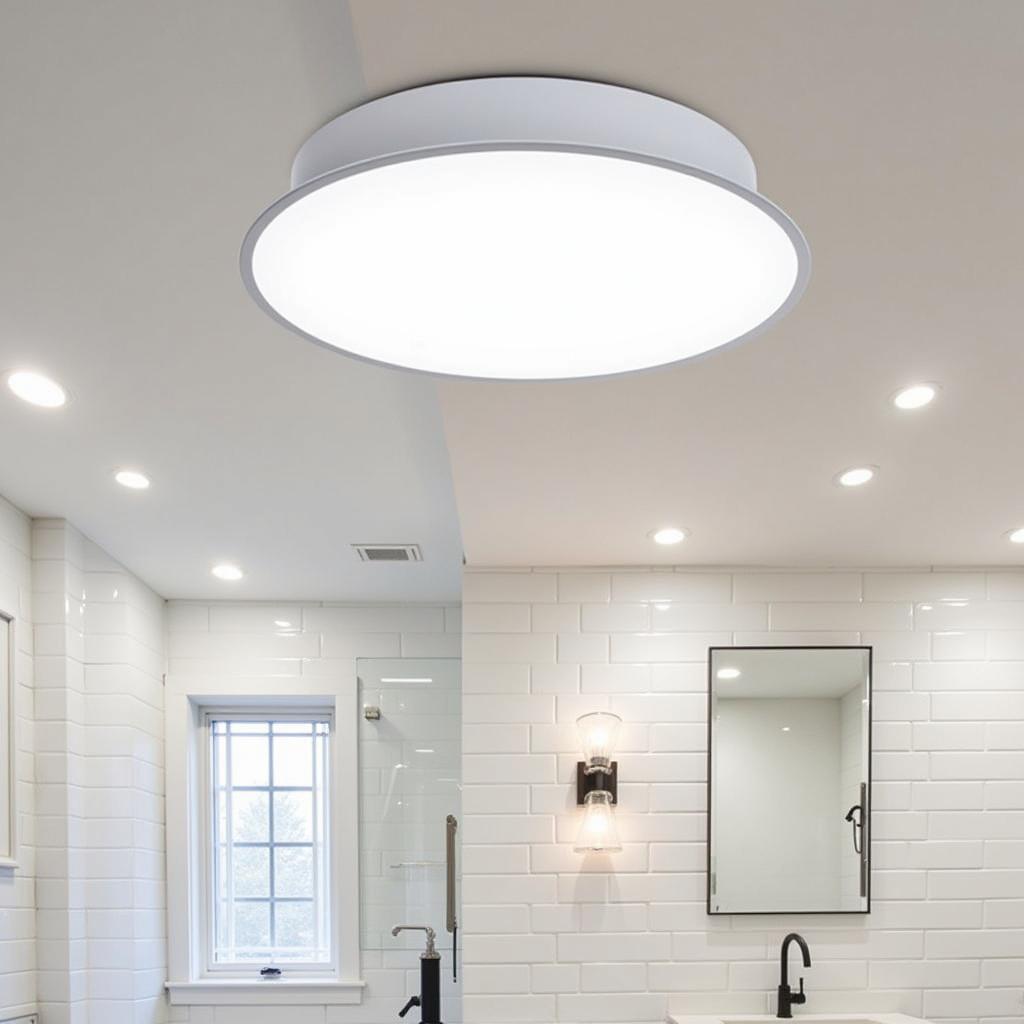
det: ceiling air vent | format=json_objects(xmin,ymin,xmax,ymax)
[{"xmin": 353, "ymin": 544, "xmax": 423, "ymax": 563}]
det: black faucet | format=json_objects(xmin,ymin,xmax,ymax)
[
  {"xmin": 393, "ymin": 925, "xmax": 442, "ymax": 1024},
  {"xmin": 777, "ymin": 932, "xmax": 811, "ymax": 1018}
]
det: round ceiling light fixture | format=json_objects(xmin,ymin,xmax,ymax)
[
  {"xmin": 6, "ymin": 370, "xmax": 67, "ymax": 408},
  {"xmin": 892, "ymin": 383, "xmax": 938, "ymax": 410},
  {"xmin": 835, "ymin": 466, "xmax": 877, "ymax": 488},
  {"xmin": 242, "ymin": 78, "xmax": 810, "ymax": 380},
  {"xmin": 650, "ymin": 527, "xmax": 688, "ymax": 546},
  {"xmin": 1007, "ymin": 527, "xmax": 1024, "ymax": 545},
  {"xmin": 211, "ymin": 563, "xmax": 244, "ymax": 582},
  {"xmin": 114, "ymin": 469, "xmax": 150, "ymax": 490}
]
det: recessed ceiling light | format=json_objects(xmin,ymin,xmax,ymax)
[
  {"xmin": 114, "ymin": 469, "xmax": 150, "ymax": 490},
  {"xmin": 242, "ymin": 77, "xmax": 809, "ymax": 380},
  {"xmin": 1008, "ymin": 527, "xmax": 1024, "ymax": 545},
  {"xmin": 716, "ymin": 667, "xmax": 741, "ymax": 680},
  {"xmin": 6, "ymin": 370, "xmax": 67, "ymax": 408},
  {"xmin": 892, "ymin": 383, "xmax": 938, "ymax": 410},
  {"xmin": 211, "ymin": 563, "xmax": 244, "ymax": 581},
  {"xmin": 651, "ymin": 527, "xmax": 688, "ymax": 545},
  {"xmin": 836, "ymin": 466, "xmax": 876, "ymax": 488}
]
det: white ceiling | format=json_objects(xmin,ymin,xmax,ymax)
[
  {"xmin": 0, "ymin": 2, "xmax": 463, "ymax": 600},
  {"xmin": 3, "ymin": 2, "xmax": 1024, "ymax": 599},
  {"xmin": 351, "ymin": 0, "xmax": 1024, "ymax": 569}
]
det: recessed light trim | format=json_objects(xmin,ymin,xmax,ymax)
[
  {"xmin": 242, "ymin": 77, "xmax": 809, "ymax": 381},
  {"xmin": 114, "ymin": 469, "xmax": 150, "ymax": 490},
  {"xmin": 651, "ymin": 527, "xmax": 688, "ymax": 546},
  {"xmin": 1008, "ymin": 527, "xmax": 1024, "ymax": 545},
  {"xmin": 892, "ymin": 383, "xmax": 938, "ymax": 410},
  {"xmin": 835, "ymin": 466, "xmax": 877, "ymax": 488},
  {"xmin": 6, "ymin": 370, "xmax": 67, "ymax": 408},
  {"xmin": 211, "ymin": 563, "xmax": 244, "ymax": 581}
]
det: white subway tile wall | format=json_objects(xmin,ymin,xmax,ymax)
[
  {"xmin": 32, "ymin": 519, "xmax": 166, "ymax": 1024},
  {"xmin": 0, "ymin": 498, "xmax": 34, "ymax": 1021},
  {"xmin": 462, "ymin": 568, "xmax": 1024, "ymax": 1024},
  {"xmin": 165, "ymin": 597, "xmax": 460, "ymax": 1024}
]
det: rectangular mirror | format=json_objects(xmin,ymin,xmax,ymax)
[{"xmin": 708, "ymin": 646, "xmax": 871, "ymax": 915}]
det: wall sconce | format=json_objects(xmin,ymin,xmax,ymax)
[{"xmin": 574, "ymin": 712, "xmax": 622, "ymax": 852}]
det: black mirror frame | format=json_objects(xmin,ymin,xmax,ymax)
[{"xmin": 706, "ymin": 645, "xmax": 873, "ymax": 916}]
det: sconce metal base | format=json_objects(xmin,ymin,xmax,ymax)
[{"xmin": 576, "ymin": 761, "xmax": 618, "ymax": 805}]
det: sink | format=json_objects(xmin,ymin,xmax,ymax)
[
  {"xmin": 728, "ymin": 1020, "xmax": 889, "ymax": 1024},
  {"xmin": 729, "ymin": 1015, "xmax": 888, "ymax": 1024},
  {"xmin": 669, "ymin": 1015, "xmax": 932, "ymax": 1024}
]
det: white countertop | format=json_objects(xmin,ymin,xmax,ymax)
[{"xmin": 669, "ymin": 1015, "xmax": 931, "ymax": 1024}]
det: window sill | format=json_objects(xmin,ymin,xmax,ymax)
[{"xmin": 165, "ymin": 978, "xmax": 366, "ymax": 1006}]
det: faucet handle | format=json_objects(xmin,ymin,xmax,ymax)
[
  {"xmin": 398, "ymin": 995, "xmax": 421, "ymax": 1018},
  {"xmin": 793, "ymin": 977, "xmax": 807, "ymax": 1004}
]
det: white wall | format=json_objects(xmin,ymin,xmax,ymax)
[
  {"xmin": 82, "ymin": 533, "xmax": 167, "ymax": 1024},
  {"xmin": 165, "ymin": 600, "xmax": 460, "ymax": 1024},
  {"xmin": 461, "ymin": 567, "xmax": 1024, "ymax": 1024},
  {"xmin": 0, "ymin": 497, "xmax": 35, "ymax": 1020},
  {"xmin": 32, "ymin": 519, "xmax": 167, "ymax": 1024}
]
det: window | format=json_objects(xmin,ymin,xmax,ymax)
[
  {"xmin": 165, "ymin": 686, "xmax": 361, "ymax": 1006},
  {"xmin": 207, "ymin": 714, "xmax": 332, "ymax": 969}
]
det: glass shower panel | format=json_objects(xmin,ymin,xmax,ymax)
[{"xmin": 358, "ymin": 658, "xmax": 460, "ymax": 976}]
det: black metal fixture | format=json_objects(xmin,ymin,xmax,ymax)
[
  {"xmin": 845, "ymin": 802, "xmax": 863, "ymax": 854},
  {"xmin": 777, "ymin": 932, "xmax": 812, "ymax": 1018},
  {"xmin": 393, "ymin": 925, "xmax": 443, "ymax": 1024},
  {"xmin": 576, "ymin": 759, "xmax": 618, "ymax": 804}
]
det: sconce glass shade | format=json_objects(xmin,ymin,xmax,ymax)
[
  {"xmin": 574, "ymin": 790, "xmax": 622, "ymax": 852},
  {"xmin": 576, "ymin": 711, "xmax": 622, "ymax": 771}
]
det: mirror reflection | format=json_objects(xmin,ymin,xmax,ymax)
[{"xmin": 708, "ymin": 646, "xmax": 871, "ymax": 915}]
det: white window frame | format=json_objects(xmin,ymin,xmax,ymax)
[
  {"xmin": 201, "ymin": 710, "xmax": 334, "ymax": 975},
  {"xmin": 165, "ymin": 678, "xmax": 363, "ymax": 1006}
]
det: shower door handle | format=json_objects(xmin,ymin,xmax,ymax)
[
  {"xmin": 446, "ymin": 814, "xmax": 458, "ymax": 983},
  {"xmin": 858, "ymin": 782, "xmax": 868, "ymax": 899},
  {"xmin": 445, "ymin": 814, "xmax": 458, "ymax": 932}
]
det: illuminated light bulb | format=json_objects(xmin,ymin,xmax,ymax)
[
  {"xmin": 576, "ymin": 711, "xmax": 622, "ymax": 771},
  {"xmin": 574, "ymin": 790, "xmax": 622, "ymax": 852}
]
